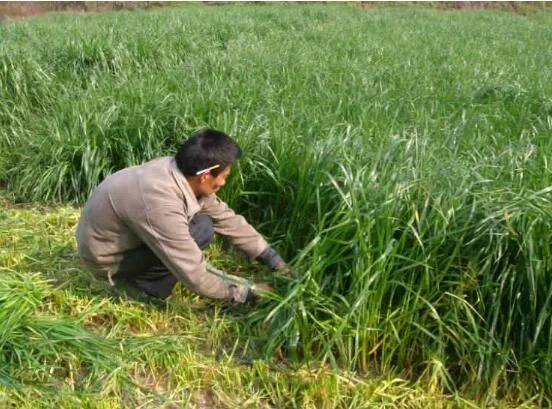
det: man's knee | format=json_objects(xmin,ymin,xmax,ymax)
[{"xmin": 190, "ymin": 214, "xmax": 214, "ymax": 250}]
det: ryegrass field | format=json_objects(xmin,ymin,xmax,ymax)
[{"xmin": 1, "ymin": 3, "xmax": 552, "ymax": 407}]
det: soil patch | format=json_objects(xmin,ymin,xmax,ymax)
[{"xmin": 0, "ymin": 1, "xmax": 166, "ymax": 22}]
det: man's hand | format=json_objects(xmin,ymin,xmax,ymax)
[
  {"xmin": 253, "ymin": 283, "xmax": 274, "ymax": 294},
  {"xmin": 252, "ymin": 282, "xmax": 274, "ymax": 298},
  {"xmin": 274, "ymin": 260, "xmax": 293, "ymax": 278}
]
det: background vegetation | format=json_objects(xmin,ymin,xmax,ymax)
[{"xmin": 1, "ymin": 3, "xmax": 551, "ymax": 407}]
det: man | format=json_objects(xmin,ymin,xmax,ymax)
[{"xmin": 76, "ymin": 129, "xmax": 289, "ymax": 303}]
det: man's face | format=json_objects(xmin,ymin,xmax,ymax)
[{"xmin": 198, "ymin": 165, "xmax": 231, "ymax": 196}]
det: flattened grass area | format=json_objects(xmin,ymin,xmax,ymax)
[
  {"xmin": 0, "ymin": 196, "xmax": 538, "ymax": 409},
  {"xmin": 1, "ymin": 3, "xmax": 552, "ymax": 407}
]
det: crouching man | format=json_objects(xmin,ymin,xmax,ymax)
[{"xmin": 76, "ymin": 129, "xmax": 289, "ymax": 303}]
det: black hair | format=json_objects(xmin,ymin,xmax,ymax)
[{"xmin": 175, "ymin": 129, "xmax": 242, "ymax": 176}]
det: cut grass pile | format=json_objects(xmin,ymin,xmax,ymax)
[{"xmin": 1, "ymin": 3, "xmax": 552, "ymax": 406}]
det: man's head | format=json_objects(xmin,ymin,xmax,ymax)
[{"xmin": 176, "ymin": 129, "xmax": 241, "ymax": 197}]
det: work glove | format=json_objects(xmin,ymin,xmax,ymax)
[
  {"xmin": 257, "ymin": 247, "xmax": 293, "ymax": 278},
  {"xmin": 274, "ymin": 260, "xmax": 293, "ymax": 278}
]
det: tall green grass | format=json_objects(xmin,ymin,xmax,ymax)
[{"xmin": 1, "ymin": 4, "xmax": 551, "ymax": 403}]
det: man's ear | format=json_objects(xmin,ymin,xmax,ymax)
[{"xmin": 199, "ymin": 172, "xmax": 211, "ymax": 184}]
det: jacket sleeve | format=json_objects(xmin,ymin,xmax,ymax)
[
  {"xmin": 200, "ymin": 194, "xmax": 269, "ymax": 259},
  {"xmin": 126, "ymin": 205, "xmax": 250, "ymax": 302}
]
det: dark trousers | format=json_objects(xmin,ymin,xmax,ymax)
[{"xmin": 113, "ymin": 214, "xmax": 214, "ymax": 299}]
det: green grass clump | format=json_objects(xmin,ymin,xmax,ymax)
[{"xmin": 1, "ymin": 3, "xmax": 552, "ymax": 405}]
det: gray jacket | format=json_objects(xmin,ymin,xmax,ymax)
[{"xmin": 76, "ymin": 156, "xmax": 269, "ymax": 302}]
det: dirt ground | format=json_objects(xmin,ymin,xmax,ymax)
[
  {"xmin": 357, "ymin": 1, "xmax": 551, "ymax": 13},
  {"xmin": 0, "ymin": 1, "xmax": 165, "ymax": 21},
  {"xmin": 1, "ymin": 1, "xmax": 550, "ymax": 22}
]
